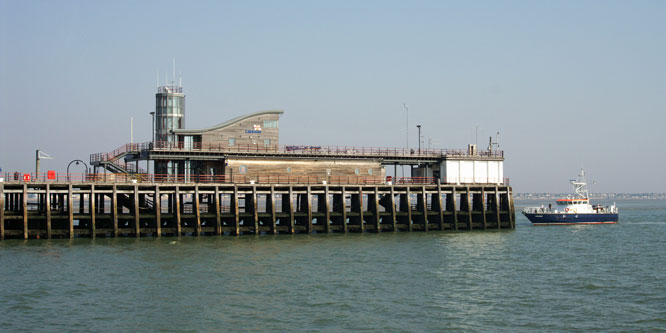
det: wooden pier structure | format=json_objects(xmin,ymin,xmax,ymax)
[{"xmin": 0, "ymin": 182, "xmax": 514, "ymax": 239}]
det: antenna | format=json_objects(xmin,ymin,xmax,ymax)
[
  {"xmin": 475, "ymin": 125, "xmax": 479, "ymax": 146},
  {"xmin": 172, "ymin": 58, "xmax": 176, "ymax": 86},
  {"xmin": 179, "ymin": 74, "xmax": 182, "ymax": 88}
]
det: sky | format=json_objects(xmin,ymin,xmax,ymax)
[{"xmin": 1, "ymin": 0, "xmax": 665, "ymax": 193}]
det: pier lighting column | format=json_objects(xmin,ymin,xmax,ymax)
[
  {"xmin": 150, "ymin": 111, "xmax": 155, "ymax": 144},
  {"xmin": 417, "ymin": 125, "xmax": 421, "ymax": 155},
  {"xmin": 403, "ymin": 104, "xmax": 409, "ymax": 149},
  {"xmin": 67, "ymin": 160, "xmax": 89, "ymax": 182}
]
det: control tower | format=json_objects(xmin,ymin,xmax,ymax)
[{"xmin": 155, "ymin": 84, "xmax": 185, "ymax": 145}]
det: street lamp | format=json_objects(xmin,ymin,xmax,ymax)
[
  {"xmin": 150, "ymin": 111, "xmax": 155, "ymax": 145},
  {"xmin": 67, "ymin": 160, "xmax": 89, "ymax": 182},
  {"xmin": 403, "ymin": 104, "xmax": 409, "ymax": 149},
  {"xmin": 416, "ymin": 125, "xmax": 421, "ymax": 154}
]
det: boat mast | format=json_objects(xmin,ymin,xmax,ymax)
[{"xmin": 571, "ymin": 169, "xmax": 589, "ymax": 200}]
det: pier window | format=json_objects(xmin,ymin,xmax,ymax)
[
  {"xmin": 228, "ymin": 138, "xmax": 235, "ymax": 146},
  {"xmin": 263, "ymin": 120, "xmax": 278, "ymax": 128},
  {"xmin": 264, "ymin": 139, "xmax": 271, "ymax": 146}
]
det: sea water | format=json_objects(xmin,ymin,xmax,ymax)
[{"xmin": 1, "ymin": 199, "xmax": 664, "ymax": 332}]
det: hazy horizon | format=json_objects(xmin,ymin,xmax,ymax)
[{"xmin": 1, "ymin": 1, "xmax": 665, "ymax": 193}]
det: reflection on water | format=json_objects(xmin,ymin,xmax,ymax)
[{"xmin": 0, "ymin": 200, "xmax": 665, "ymax": 332}]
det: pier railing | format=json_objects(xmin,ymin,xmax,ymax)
[
  {"xmin": 150, "ymin": 141, "xmax": 504, "ymax": 158},
  {"xmin": 1, "ymin": 172, "xmax": 509, "ymax": 186},
  {"xmin": 90, "ymin": 141, "xmax": 504, "ymax": 164}
]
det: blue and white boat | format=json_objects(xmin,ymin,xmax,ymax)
[{"xmin": 522, "ymin": 170, "xmax": 618, "ymax": 225}]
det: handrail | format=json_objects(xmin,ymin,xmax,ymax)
[
  {"xmin": 91, "ymin": 140, "xmax": 504, "ymax": 164},
  {"xmin": 1, "ymin": 172, "xmax": 509, "ymax": 185}
]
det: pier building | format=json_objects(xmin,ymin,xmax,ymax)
[
  {"xmin": 0, "ymin": 79, "xmax": 514, "ymax": 239},
  {"xmin": 90, "ymin": 82, "xmax": 506, "ymax": 186}
]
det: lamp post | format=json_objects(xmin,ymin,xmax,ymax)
[
  {"xmin": 403, "ymin": 104, "xmax": 409, "ymax": 149},
  {"xmin": 67, "ymin": 160, "xmax": 89, "ymax": 182},
  {"xmin": 416, "ymin": 125, "xmax": 421, "ymax": 154},
  {"xmin": 150, "ymin": 111, "xmax": 155, "ymax": 144}
]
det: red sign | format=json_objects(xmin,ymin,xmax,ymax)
[
  {"xmin": 23, "ymin": 174, "xmax": 31, "ymax": 182},
  {"xmin": 47, "ymin": 170, "xmax": 56, "ymax": 180}
]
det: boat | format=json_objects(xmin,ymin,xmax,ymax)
[{"xmin": 522, "ymin": 169, "xmax": 618, "ymax": 225}]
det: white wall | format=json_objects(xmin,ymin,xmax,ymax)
[{"xmin": 443, "ymin": 159, "xmax": 504, "ymax": 184}]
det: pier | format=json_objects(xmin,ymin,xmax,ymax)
[{"xmin": 0, "ymin": 181, "xmax": 514, "ymax": 239}]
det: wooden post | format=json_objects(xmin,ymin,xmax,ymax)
[
  {"xmin": 134, "ymin": 185, "xmax": 140, "ymax": 237},
  {"xmin": 341, "ymin": 186, "xmax": 347, "ymax": 233},
  {"xmin": 306, "ymin": 186, "xmax": 312, "ymax": 233},
  {"xmin": 214, "ymin": 186, "xmax": 222, "ymax": 235},
  {"xmin": 373, "ymin": 187, "xmax": 380, "ymax": 233},
  {"xmin": 288, "ymin": 186, "xmax": 295, "ymax": 234},
  {"xmin": 481, "ymin": 187, "xmax": 487, "ymax": 230},
  {"xmin": 112, "ymin": 185, "xmax": 118, "ymax": 237},
  {"xmin": 452, "ymin": 187, "xmax": 458, "ymax": 231},
  {"xmin": 22, "ymin": 184, "xmax": 28, "ymax": 239},
  {"xmin": 466, "ymin": 187, "xmax": 473, "ymax": 230},
  {"xmin": 67, "ymin": 184, "xmax": 73, "ymax": 239},
  {"xmin": 324, "ymin": 185, "xmax": 330, "ymax": 233},
  {"xmin": 155, "ymin": 186, "xmax": 161, "ymax": 236},
  {"xmin": 270, "ymin": 186, "xmax": 277, "ymax": 234},
  {"xmin": 90, "ymin": 184, "xmax": 96, "ymax": 238},
  {"xmin": 495, "ymin": 186, "xmax": 501, "ymax": 229},
  {"xmin": 389, "ymin": 186, "xmax": 396, "ymax": 232},
  {"xmin": 252, "ymin": 186, "xmax": 259, "ymax": 235},
  {"xmin": 233, "ymin": 186, "xmax": 240, "ymax": 235},
  {"xmin": 0, "ymin": 183, "xmax": 4, "ymax": 240},
  {"xmin": 194, "ymin": 185, "xmax": 201, "ymax": 236},
  {"xmin": 45, "ymin": 184, "xmax": 51, "ymax": 239},
  {"xmin": 508, "ymin": 187, "xmax": 515, "ymax": 228},
  {"xmin": 175, "ymin": 186, "xmax": 182, "ymax": 236},
  {"xmin": 406, "ymin": 187, "xmax": 412, "ymax": 232},
  {"xmin": 421, "ymin": 186, "xmax": 428, "ymax": 232},
  {"xmin": 358, "ymin": 188, "xmax": 364, "ymax": 232},
  {"xmin": 437, "ymin": 181, "xmax": 444, "ymax": 231}
]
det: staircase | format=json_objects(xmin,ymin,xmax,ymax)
[{"xmin": 90, "ymin": 143, "xmax": 148, "ymax": 174}]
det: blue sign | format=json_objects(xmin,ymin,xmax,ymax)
[{"xmin": 245, "ymin": 130, "xmax": 262, "ymax": 134}]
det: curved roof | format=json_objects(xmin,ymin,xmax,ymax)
[{"xmin": 172, "ymin": 110, "xmax": 283, "ymax": 135}]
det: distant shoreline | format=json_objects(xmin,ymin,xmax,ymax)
[{"xmin": 515, "ymin": 193, "xmax": 666, "ymax": 200}]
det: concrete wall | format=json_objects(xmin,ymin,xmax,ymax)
[{"xmin": 225, "ymin": 158, "xmax": 386, "ymax": 182}]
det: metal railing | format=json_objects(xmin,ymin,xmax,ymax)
[
  {"xmin": 91, "ymin": 140, "xmax": 504, "ymax": 167},
  {"xmin": 90, "ymin": 142, "xmax": 150, "ymax": 163},
  {"xmin": 150, "ymin": 141, "xmax": 504, "ymax": 158},
  {"xmin": 1, "ymin": 172, "xmax": 509, "ymax": 186}
]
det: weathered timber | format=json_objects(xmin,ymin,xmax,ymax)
[
  {"xmin": 0, "ymin": 183, "xmax": 4, "ymax": 240},
  {"xmin": 194, "ymin": 185, "xmax": 201, "ymax": 236},
  {"xmin": 134, "ymin": 185, "xmax": 140, "ymax": 237},
  {"xmin": 0, "ymin": 182, "xmax": 514, "ymax": 239},
  {"xmin": 112, "ymin": 185, "xmax": 119, "ymax": 237},
  {"xmin": 436, "ymin": 182, "xmax": 444, "ymax": 231},
  {"xmin": 23, "ymin": 184, "xmax": 28, "ymax": 239},
  {"xmin": 90, "ymin": 184, "xmax": 96, "ymax": 238},
  {"xmin": 155, "ymin": 186, "xmax": 161, "ymax": 236}
]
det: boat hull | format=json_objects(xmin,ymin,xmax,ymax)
[{"xmin": 523, "ymin": 212, "xmax": 618, "ymax": 225}]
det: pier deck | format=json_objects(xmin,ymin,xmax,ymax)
[{"xmin": 0, "ymin": 182, "xmax": 515, "ymax": 239}]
